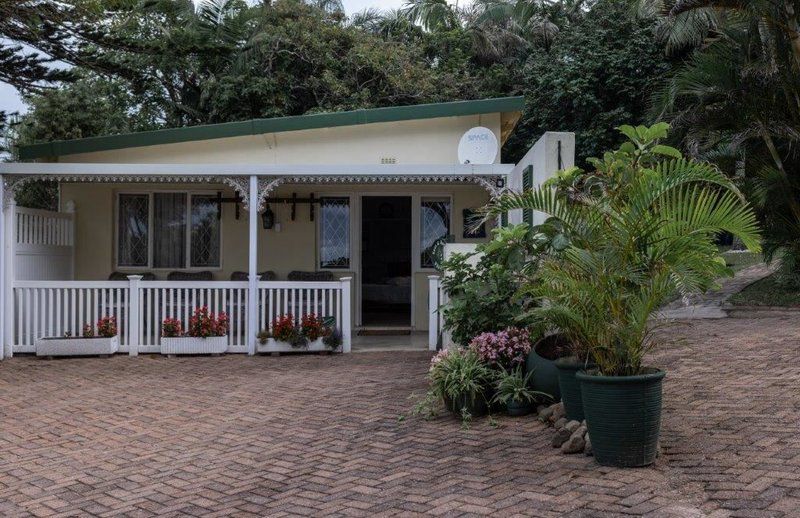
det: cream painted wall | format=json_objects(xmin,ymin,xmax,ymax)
[
  {"xmin": 60, "ymin": 182, "xmax": 491, "ymax": 330},
  {"xmin": 57, "ymin": 114, "xmax": 503, "ymax": 165}
]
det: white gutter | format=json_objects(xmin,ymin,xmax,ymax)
[{"xmin": 0, "ymin": 163, "xmax": 514, "ymax": 177}]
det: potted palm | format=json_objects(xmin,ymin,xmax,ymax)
[{"xmin": 484, "ymin": 124, "xmax": 761, "ymax": 466}]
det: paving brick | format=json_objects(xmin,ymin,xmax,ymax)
[{"xmin": 1, "ymin": 317, "xmax": 799, "ymax": 515}]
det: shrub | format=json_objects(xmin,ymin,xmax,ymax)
[
  {"xmin": 82, "ymin": 324, "xmax": 94, "ymax": 338},
  {"xmin": 272, "ymin": 314, "xmax": 296, "ymax": 342},
  {"xmin": 187, "ymin": 307, "xmax": 229, "ymax": 338},
  {"xmin": 416, "ymin": 348, "xmax": 496, "ymax": 421},
  {"xmin": 468, "ymin": 327, "xmax": 532, "ymax": 370},
  {"xmin": 162, "ymin": 318, "xmax": 183, "ymax": 338},
  {"xmin": 439, "ymin": 224, "xmax": 541, "ymax": 346},
  {"xmin": 300, "ymin": 313, "xmax": 325, "ymax": 341},
  {"xmin": 97, "ymin": 316, "xmax": 117, "ymax": 338}
]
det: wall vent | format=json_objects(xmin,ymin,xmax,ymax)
[{"xmin": 380, "ymin": 157, "xmax": 397, "ymax": 164}]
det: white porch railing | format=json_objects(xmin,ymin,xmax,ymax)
[{"xmin": 10, "ymin": 277, "xmax": 352, "ymax": 354}]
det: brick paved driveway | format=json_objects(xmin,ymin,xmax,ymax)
[{"xmin": 1, "ymin": 316, "xmax": 799, "ymax": 517}]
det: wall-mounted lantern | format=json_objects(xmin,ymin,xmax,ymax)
[{"xmin": 261, "ymin": 205, "xmax": 275, "ymax": 230}]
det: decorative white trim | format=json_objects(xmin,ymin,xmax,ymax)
[{"xmin": 2, "ymin": 172, "xmax": 504, "ymax": 207}]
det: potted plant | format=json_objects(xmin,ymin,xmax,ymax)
[
  {"xmin": 526, "ymin": 333, "xmax": 571, "ymax": 401},
  {"xmin": 468, "ymin": 327, "xmax": 532, "ymax": 410},
  {"xmin": 36, "ymin": 316, "xmax": 119, "ymax": 357},
  {"xmin": 160, "ymin": 307, "xmax": 229, "ymax": 355},
  {"xmin": 257, "ymin": 313, "xmax": 332, "ymax": 352},
  {"xmin": 493, "ymin": 367, "xmax": 548, "ymax": 416},
  {"xmin": 426, "ymin": 348, "xmax": 496, "ymax": 420},
  {"xmin": 484, "ymin": 123, "xmax": 761, "ymax": 466}
]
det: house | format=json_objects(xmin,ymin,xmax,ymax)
[{"xmin": 0, "ymin": 97, "xmax": 574, "ymax": 358}]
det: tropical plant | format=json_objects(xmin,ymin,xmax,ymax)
[
  {"xmin": 483, "ymin": 123, "xmax": 761, "ymax": 376},
  {"xmin": 420, "ymin": 348, "xmax": 496, "ymax": 420},
  {"xmin": 645, "ymin": 0, "xmax": 800, "ymax": 286},
  {"xmin": 493, "ymin": 366, "xmax": 548, "ymax": 405},
  {"xmin": 439, "ymin": 223, "xmax": 540, "ymax": 346}
]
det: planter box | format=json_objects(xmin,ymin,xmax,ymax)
[
  {"xmin": 161, "ymin": 336, "xmax": 228, "ymax": 355},
  {"xmin": 256, "ymin": 337, "xmax": 326, "ymax": 353},
  {"xmin": 36, "ymin": 336, "xmax": 119, "ymax": 357}
]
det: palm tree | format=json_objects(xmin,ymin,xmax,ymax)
[{"xmin": 481, "ymin": 124, "xmax": 760, "ymax": 375}]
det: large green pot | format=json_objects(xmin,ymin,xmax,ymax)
[
  {"xmin": 526, "ymin": 350, "xmax": 560, "ymax": 402},
  {"xmin": 577, "ymin": 369, "xmax": 666, "ymax": 467},
  {"xmin": 554, "ymin": 357, "xmax": 592, "ymax": 422}
]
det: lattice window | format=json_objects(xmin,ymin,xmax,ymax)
[
  {"xmin": 191, "ymin": 195, "xmax": 220, "ymax": 267},
  {"xmin": 420, "ymin": 198, "xmax": 451, "ymax": 269},
  {"xmin": 118, "ymin": 194, "xmax": 149, "ymax": 267},
  {"xmin": 320, "ymin": 197, "xmax": 350, "ymax": 269}
]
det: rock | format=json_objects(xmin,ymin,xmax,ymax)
[
  {"xmin": 538, "ymin": 406, "xmax": 554, "ymax": 423},
  {"xmin": 536, "ymin": 404, "xmax": 547, "ymax": 414},
  {"xmin": 554, "ymin": 417, "xmax": 567, "ymax": 430},
  {"xmin": 552, "ymin": 427, "xmax": 572, "ymax": 448},
  {"xmin": 561, "ymin": 431, "xmax": 586, "ymax": 454},
  {"xmin": 550, "ymin": 402, "xmax": 565, "ymax": 422},
  {"xmin": 564, "ymin": 420, "xmax": 580, "ymax": 433},
  {"xmin": 584, "ymin": 434, "xmax": 593, "ymax": 456},
  {"xmin": 574, "ymin": 425, "xmax": 587, "ymax": 438}
]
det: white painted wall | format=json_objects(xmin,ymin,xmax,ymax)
[{"xmin": 508, "ymin": 132, "xmax": 575, "ymax": 225}]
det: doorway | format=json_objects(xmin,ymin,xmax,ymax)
[{"xmin": 360, "ymin": 196, "xmax": 412, "ymax": 327}]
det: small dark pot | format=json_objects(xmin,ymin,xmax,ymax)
[
  {"xmin": 526, "ymin": 349, "xmax": 560, "ymax": 401},
  {"xmin": 554, "ymin": 357, "xmax": 593, "ymax": 422},
  {"xmin": 506, "ymin": 400, "xmax": 533, "ymax": 417},
  {"xmin": 444, "ymin": 392, "xmax": 489, "ymax": 418},
  {"xmin": 577, "ymin": 369, "xmax": 666, "ymax": 467}
]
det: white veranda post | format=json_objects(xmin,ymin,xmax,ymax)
[
  {"xmin": 247, "ymin": 175, "xmax": 259, "ymax": 355},
  {"xmin": 0, "ymin": 177, "xmax": 4, "ymax": 361}
]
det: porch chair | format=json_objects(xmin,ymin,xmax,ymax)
[
  {"xmin": 166, "ymin": 271, "xmax": 214, "ymax": 281},
  {"xmin": 229, "ymin": 271, "xmax": 277, "ymax": 281}
]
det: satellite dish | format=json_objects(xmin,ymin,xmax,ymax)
[{"xmin": 458, "ymin": 127, "xmax": 498, "ymax": 165}]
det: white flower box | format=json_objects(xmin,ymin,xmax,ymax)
[
  {"xmin": 36, "ymin": 336, "xmax": 119, "ymax": 357},
  {"xmin": 161, "ymin": 336, "xmax": 228, "ymax": 355},
  {"xmin": 256, "ymin": 337, "xmax": 326, "ymax": 353}
]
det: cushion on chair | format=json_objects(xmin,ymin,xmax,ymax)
[
  {"xmin": 230, "ymin": 271, "xmax": 277, "ymax": 281},
  {"xmin": 287, "ymin": 270, "xmax": 335, "ymax": 282},
  {"xmin": 167, "ymin": 271, "xmax": 213, "ymax": 281},
  {"xmin": 108, "ymin": 271, "xmax": 156, "ymax": 281}
]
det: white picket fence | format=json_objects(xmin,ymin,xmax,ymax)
[{"xmin": 10, "ymin": 278, "xmax": 352, "ymax": 354}]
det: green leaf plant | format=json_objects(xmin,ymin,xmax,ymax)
[{"xmin": 482, "ymin": 124, "xmax": 761, "ymax": 376}]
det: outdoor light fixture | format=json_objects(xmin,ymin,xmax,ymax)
[
  {"xmin": 495, "ymin": 177, "xmax": 506, "ymax": 189},
  {"xmin": 261, "ymin": 206, "xmax": 275, "ymax": 230}
]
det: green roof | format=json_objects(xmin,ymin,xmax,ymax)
[{"xmin": 19, "ymin": 96, "xmax": 525, "ymax": 160}]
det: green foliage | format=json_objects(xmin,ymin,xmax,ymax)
[
  {"xmin": 424, "ymin": 348, "xmax": 497, "ymax": 421},
  {"xmin": 493, "ymin": 366, "xmax": 548, "ymax": 405},
  {"xmin": 505, "ymin": 0, "xmax": 669, "ymax": 165},
  {"xmin": 484, "ymin": 124, "xmax": 761, "ymax": 376},
  {"xmin": 438, "ymin": 223, "xmax": 540, "ymax": 346}
]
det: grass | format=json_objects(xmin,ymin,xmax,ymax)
[
  {"xmin": 729, "ymin": 273, "xmax": 800, "ymax": 307},
  {"xmin": 720, "ymin": 250, "xmax": 762, "ymax": 272}
]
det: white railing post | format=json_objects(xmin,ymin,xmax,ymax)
[
  {"xmin": 127, "ymin": 275, "xmax": 142, "ymax": 356},
  {"xmin": 64, "ymin": 200, "xmax": 76, "ymax": 280},
  {"xmin": 4, "ymin": 199, "xmax": 15, "ymax": 358},
  {"xmin": 428, "ymin": 275, "xmax": 440, "ymax": 351},
  {"xmin": 340, "ymin": 277, "xmax": 352, "ymax": 353},
  {"xmin": 247, "ymin": 175, "xmax": 258, "ymax": 355}
]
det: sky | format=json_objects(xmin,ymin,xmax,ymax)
[{"xmin": 0, "ymin": 0, "xmax": 408, "ymax": 118}]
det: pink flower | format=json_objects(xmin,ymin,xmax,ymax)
[{"xmin": 468, "ymin": 327, "xmax": 531, "ymax": 369}]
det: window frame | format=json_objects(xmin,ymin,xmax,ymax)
[
  {"xmin": 316, "ymin": 194, "xmax": 354, "ymax": 271},
  {"xmin": 418, "ymin": 195, "xmax": 453, "ymax": 272},
  {"xmin": 114, "ymin": 189, "xmax": 224, "ymax": 272}
]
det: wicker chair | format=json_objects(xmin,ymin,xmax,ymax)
[
  {"xmin": 287, "ymin": 271, "xmax": 335, "ymax": 282},
  {"xmin": 166, "ymin": 271, "xmax": 214, "ymax": 281},
  {"xmin": 229, "ymin": 271, "xmax": 277, "ymax": 281}
]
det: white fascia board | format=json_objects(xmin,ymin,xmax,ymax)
[{"xmin": 0, "ymin": 163, "xmax": 515, "ymax": 177}]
